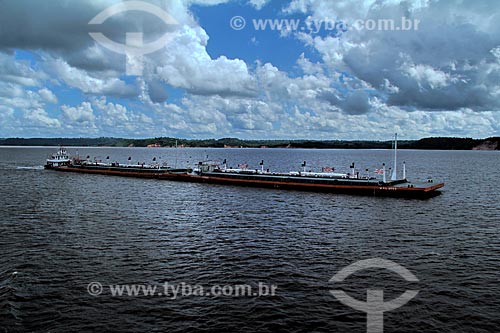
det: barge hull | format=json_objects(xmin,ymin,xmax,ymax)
[
  {"xmin": 176, "ymin": 173, "xmax": 444, "ymax": 198},
  {"xmin": 49, "ymin": 166, "xmax": 444, "ymax": 198}
]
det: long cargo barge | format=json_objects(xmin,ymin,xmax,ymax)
[
  {"xmin": 182, "ymin": 168, "xmax": 443, "ymax": 198},
  {"xmin": 44, "ymin": 136, "xmax": 444, "ymax": 198}
]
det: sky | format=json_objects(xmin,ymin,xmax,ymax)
[{"xmin": 0, "ymin": 0, "xmax": 499, "ymax": 140}]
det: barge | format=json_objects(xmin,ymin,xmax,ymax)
[{"xmin": 44, "ymin": 136, "xmax": 444, "ymax": 198}]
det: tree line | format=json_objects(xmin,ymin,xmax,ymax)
[{"xmin": 0, "ymin": 136, "xmax": 498, "ymax": 150}]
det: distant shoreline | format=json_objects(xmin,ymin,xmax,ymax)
[{"xmin": 1, "ymin": 137, "xmax": 499, "ymax": 150}]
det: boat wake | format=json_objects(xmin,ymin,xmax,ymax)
[{"xmin": 15, "ymin": 166, "xmax": 44, "ymax": 170}]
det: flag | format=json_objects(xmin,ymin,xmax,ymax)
[
  {"xmin": 238, "ymin": 163, "xmax": 248, "ymax": 169},
  {"xmin": 375, "ymin": 169, "xmax": 384, "ymax": 174},
  {"xmin": 322, "ymin": 167, "xmax": 333, "ymax": 172}
]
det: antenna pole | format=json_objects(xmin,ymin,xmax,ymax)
[
  {"xmin": 391, "ymin": 133, "xmax": 398, "ymax": 181},
  {"xmin": 175, "ymin": 140, "xmax": 178, "ymax": 169},
  {"xmin": 403, "ymin": 161, "xmax": 406, "ymax": 179}
]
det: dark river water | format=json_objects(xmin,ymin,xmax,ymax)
[{"xmin": 1, "ymin": 147, "xmax": 499, "ymax": 332}]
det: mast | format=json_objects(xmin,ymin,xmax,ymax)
[
  {"xmin": 391, "ymin": 133, "xmax": 397, "ymax": 181},
  {"xmin": 175, "ymin": 139, "xmax": 178, "ymax": 168}
]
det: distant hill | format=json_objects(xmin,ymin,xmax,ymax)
[
  {"xmin": 409, "ymin": 137, "xmax": 500, "ymax": 150},
  {"xmin": 0, "ymin": 136, "xmax": 498, "ymax": 150}
]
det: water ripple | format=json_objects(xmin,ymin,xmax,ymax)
[{"xmin": 1, "ymin": 148, "xmax": 499, "ymax": 332}]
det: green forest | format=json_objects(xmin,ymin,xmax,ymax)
[{"xmin": 0, "ymin": 136, "xmax": 499, "ymax": 150}]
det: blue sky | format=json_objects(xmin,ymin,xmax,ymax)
[{"xmin": 0, "ymin": 0, "xmax": 499, "ymax": 139}]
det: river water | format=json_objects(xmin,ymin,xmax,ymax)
[{"xmin": 0, "ymin": 147, "xmax": 499, "ymax": 332}]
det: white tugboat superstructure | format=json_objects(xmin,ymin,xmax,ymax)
[{"xmin": 45, "ymin": 147, "xmax": 71, "ymax": 168}]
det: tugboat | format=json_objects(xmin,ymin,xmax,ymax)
[
  {"xmin": 45, "ymin": 147, "xmax": 71, "ymax": 168},
  {"xmin": 44, "ymin": 135, "xmax": 444, "ymax": 198}
]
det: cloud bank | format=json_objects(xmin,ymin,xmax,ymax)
[{"xmin": 0, "ymin": 0, "xmax": 498, "ymax": 139}]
